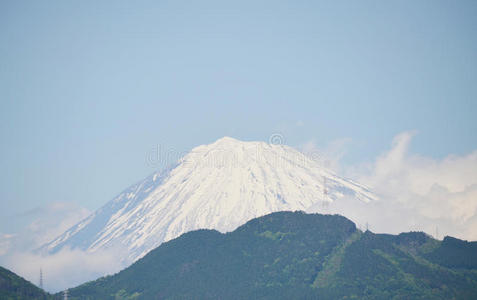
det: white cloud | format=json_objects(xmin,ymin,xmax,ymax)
[
  {"xmin": 28, "ymin": 202, "xmax": 91, "ymax": 248},
  {"xmin": 0, "ymin": 202, "xmax": 108, "ymax": 292},
  {"xmin": 0, "ymin": 234, "xmax": 15, "ymax": 256},
  {"xmin": 0, "ymin": 247, "xmax": 124, "ymax": 293},
  {"xmin": 325, "ymin": 131, "xmax": 477, "ymax": 241},
  {"xmin": 1, "ymin": 202, "xmax": 90, "ymax": 254}
]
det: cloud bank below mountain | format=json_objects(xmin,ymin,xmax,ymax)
[{"xmin": 318, "ymin": 131, "xmax": 477, "ymax": 241}]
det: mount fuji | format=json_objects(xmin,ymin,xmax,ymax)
[{"xmin": 42, "ymin": 137, "xmax": 377, "ymax": 265}]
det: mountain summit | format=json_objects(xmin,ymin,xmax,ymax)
[{"xmin": 43, "ymin": 137, "xmax": 376, "ymax": 264}]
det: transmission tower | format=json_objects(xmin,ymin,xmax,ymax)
[{"xmin": 39, "ymin": 268, "xmax": 43, "ymax": 290}]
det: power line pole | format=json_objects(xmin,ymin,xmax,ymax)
[{"xmin": 39, "ymin": 268, "xmax": 43, "ymax": 290}]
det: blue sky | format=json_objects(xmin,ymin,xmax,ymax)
[{"xmin": 1, "ymin": 0, "xmax": 476, "ymax": 232}]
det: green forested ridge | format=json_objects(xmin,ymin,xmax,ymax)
[
  {"xmin": 424, "ymin": 236, "xmax": 477, "ymax": 269},
  {"xmin": 2, "ymin": 212, "xmax": 476, "ymax": 299},
  {"xmin": 0, "ymin": 266, "xmax": 51, "ymax": 300},
  {"xmin": 61, "ymin": 211, "xmax": 477, "ymax": 300}
]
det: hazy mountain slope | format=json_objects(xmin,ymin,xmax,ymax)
[
  {"xmin": 43, "ymin": 137, "xmax": 376, "ymax": 264},
  {"xmin": 66, "ymin": 211, "xmax": 477, "ymax": 300}
]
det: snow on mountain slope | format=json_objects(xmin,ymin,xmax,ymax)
[{"xmin": 42, "ymin": 137, "xmax": 377, "ymax": 264}]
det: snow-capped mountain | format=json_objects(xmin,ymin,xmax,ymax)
[{"xmin": 43, "ymin": 137, "xmax": 377, "ymax": 264}]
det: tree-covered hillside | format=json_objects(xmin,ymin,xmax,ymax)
[
  {"xmin": 0, "ymin": 266, "xmax": 51, "ymax": 300},
  {"xmin": 65, "ymin": 211, "xmax": 477, "ymax": 299}
]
